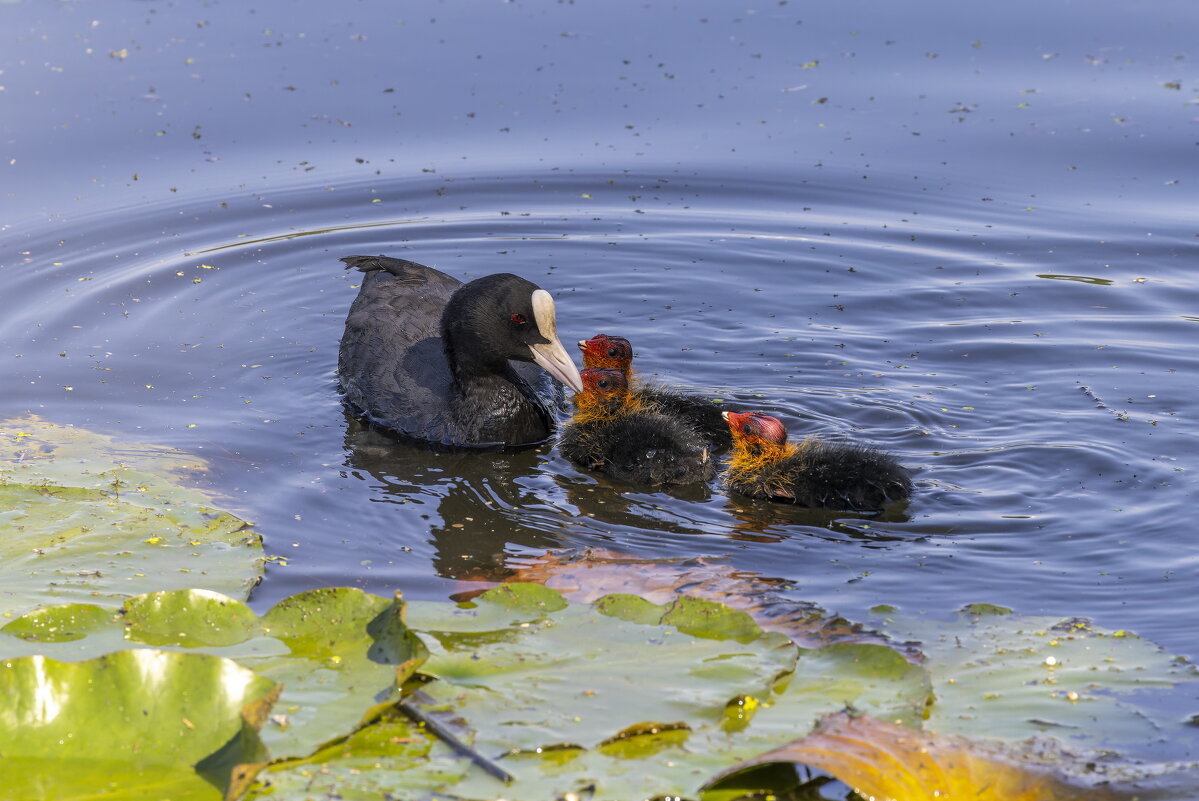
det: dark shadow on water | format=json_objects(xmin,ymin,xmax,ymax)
[
  {"xmin": 341, "ymin": 413, "xmax": 571, "ymax": 580},
  {"xmin": 723, "ymin": 495, "xmax": 912, "ymax": 545},
  {"xmin": 342, "ymin": 404, "xmax": 914, "ymax": 586}
]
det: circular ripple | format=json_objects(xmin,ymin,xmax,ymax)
[{"xmin": 1, "ymin": 167, "xmax": 1193, "ymax": 653}]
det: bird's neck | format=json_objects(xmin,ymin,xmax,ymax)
[
  {"xmin": 442, "ymin": 320, "xmax": 509, "ymax": 384},
  {"xmin": 728, "ymin": 438, "xmax": 799, "ymax": 476},
  {"xmin": 442, "ymin": 326, "xmax": 548, "ymax": 443},
  {"xmin": 450, "ymin": 371, "xmax": 548, "ymax": 444},
  {"xmin": 572, "ymin": 391, "xmax": 641, "ymax": 423}
]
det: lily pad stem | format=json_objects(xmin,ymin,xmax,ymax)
[{"xmin": 398, "ymin": 698, "xmax": 515, "ymax": 783}]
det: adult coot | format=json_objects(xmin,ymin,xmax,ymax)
[
  {"xmin": 578, "ymin": 333, "xmax": 733, "ymax": 449},
  {"xmin": 559, "ymin": 367, "xmax": 716, "ymax": 486},
  {"xmin": 339, "ymin": 255, "xmax": 583, "ymax": 447},
  {"xmin": 723, "ymin": 411, "xmax": 911, "ymax": 510}
]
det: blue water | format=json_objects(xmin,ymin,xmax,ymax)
[{"xmin": 2, "ymin": 0, "xmax": 1197, "ymax": 776}]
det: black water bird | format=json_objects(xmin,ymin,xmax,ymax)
[{"xmin": 338, "ymin": 255, "xmax": 583, "ymax": 447}]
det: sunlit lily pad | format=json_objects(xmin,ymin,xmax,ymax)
[
  {"xmin": 0, "ymin": 649, "xmax": 280, "ymax": 801},
  {"xmin": 874, "ymin": 606, "xmax": 1199, "ymax": 755},
  {"xmin": 0, "ymin": 601, "xmax": 118, "ymax": 643},
  {"xmin": 0, "ymin": 587, "xmax": 430, "ymax": 760},
  {"xmin": 246, "ymin": 585, "xmax": 932, "ymax": 800},
  {"xmin": 0, "ymin": 416, "xmax": 264, "ymax": 618},
  {"xmin": 236, "ymin": 706, "xmax": 469, "ymax": 800},
  {"xmin": 9, "ymin": 577, "xmax": 1190, "ymax": 800}
]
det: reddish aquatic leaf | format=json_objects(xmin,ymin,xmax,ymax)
[{"xmin": 709, "ymin": 711, "xmax": 1124, "ymax": 801}]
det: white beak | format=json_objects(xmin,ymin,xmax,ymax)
[{"xmin": 529, "ymin": 289, "xmax": 584, "ymax": 394}]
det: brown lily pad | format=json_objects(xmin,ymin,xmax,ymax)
[{"xmin": 708, "ymin": 711, "xmax": 1129, "ymax": 801}]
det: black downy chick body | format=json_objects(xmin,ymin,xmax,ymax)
[
  {"xmin": 559, "ymin": 368, "xmax": 717, "ymax": 486},
  {"xmin": 578, "ymin": 333, "xmax": 733, "ymax": 450}
]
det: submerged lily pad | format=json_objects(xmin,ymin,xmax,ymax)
[
  {"xmin": 0, "ymin": 587, "xmax": 430, "ymax": 761},
  {"xmin": 476, "ymin": 546, "xmax": 910, "ymax": 652},
  {"xmin": 0, "ymin": 649, "xmax": 279, "ymax": 801},
  {"xmin": 10, "ymin": 577, "xmax": 1190, "ymax": 800},
  {"xmin": 0, "ymin": 416, "xmax": 264, "ymax": 618},
  {"xmin": 408, "ymin": 585, "xmax": 802, "ymax": 754}
]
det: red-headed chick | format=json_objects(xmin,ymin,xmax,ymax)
[
  {"xmin": 723, "ymin": 411, "xmax": 911, "ymax": 510},
  {"xmin": 578, "ymin": 334, "xmax": 732, "ymax": 449},
  {"xmin": 559, "ymin": 367, "xmax": 717, "ymax": 487}
]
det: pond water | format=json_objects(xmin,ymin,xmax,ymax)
[{"xmin": 3, "ymin": 0, "xmax": 1197, "ymax": 772}]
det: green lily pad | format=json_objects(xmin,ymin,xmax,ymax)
[
  {"xmin": 410, "ymin": 590, "xmax": 801, "ymax": 753},
  {"xmin": 875, "ymin": 607, "xmax": 1199, "ymax": 752},
  {"xmin": 1, "ymin": 602, "xmax": 118, "ymax": 643},
  {"xmin": 239, "ymin": 706, "xmax": 468, "ymax": 800},
  {"xmin": 660, "ymin": 595, "xmax": 764, "ymax": 643},
  {"xmin": 0, "ymin": 587, "xmax": 430, "ymax": 761},
  {"xmin": 0, "ymin": 416, "xmax": 265, "ymax": 619},
  {"xmin": 22, "ymin": 584, "xmax": 1188, "ymax": 801},
  {"xmin": 125, "ymin": 589, "xmax": 260, "ymax": 648},
  {"xmin": 593, "ymin": 592, "xmax": 664, "ymax": 625},
  {"xmin": 248, "ymin": 585, "xmax": 931, "ymax": 801},
  {"xmin": 0, "ymin": 649, "xmax": 279, "ymax": 800},
  {"xmin": 471, "ymin": 581, "xmax": 570, "ymax": 613}
]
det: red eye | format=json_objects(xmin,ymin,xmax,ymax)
[{"xmin": 511, "ymin": 313, "xmax": 526, "ymax": 324}]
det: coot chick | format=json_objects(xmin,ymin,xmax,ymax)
[
  {"xmin": 578, "ymin": 333, "xmax": 732, "ymax": 449},
  {"xmin": 723, "ymin": 411, "xmax": 911, "ymax": 510},
  {"xmin": 559, "ymin": 368, "xmax": 717, "ymax": 486},
  {"xmin": 339, "ymin": 255, "xmax": 583, "ymax": 447}
]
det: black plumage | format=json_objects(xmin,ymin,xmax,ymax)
[
  {"xmin": 558, "ymin": 368, "xmax": 717, "ymax": 487},
  {"xmin": 338, "ymin": 255, "xmax": 582, "ymax": 447},
  {"xmin": 637, "ymin": 387, "xmax": 732, "ymax": 449},
  {"xmin": 723, "ymin": 411, "xmax": 911, "ymax": 511},
  {"xmin": 577, "ymin": 333, "xmax": 733, "ymax": 449}
]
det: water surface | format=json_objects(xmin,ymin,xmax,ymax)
[{"xmin": 2, "ymin": 0, "xmax": 1197, "ymax": 769}]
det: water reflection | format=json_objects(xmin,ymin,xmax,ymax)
[
  {"xmin": 342, "ymin": 415, "xmax": 569, "ymax": 580},
  {"xmin": 723, "ymin": 495, "xmax": 912, "ymax": 545},
  {"xmin": 342, "ymin": 401, "xmax": 916, "ymax": 588}
]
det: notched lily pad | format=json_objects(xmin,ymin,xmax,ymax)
[
  {"xmin": 238, "ymin": 705, "xmax": 464, "ymax": 801},
  {"xmin": 0, "ymin": 416, "xmax": 265, "ymax": 618},
  {"xmin": 0, "ymin": 649, "xmax": 279, "ymax": 801},
  {"xmin": 0, "ymin": 587, "xmax": 430, "ymax": 762}
]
